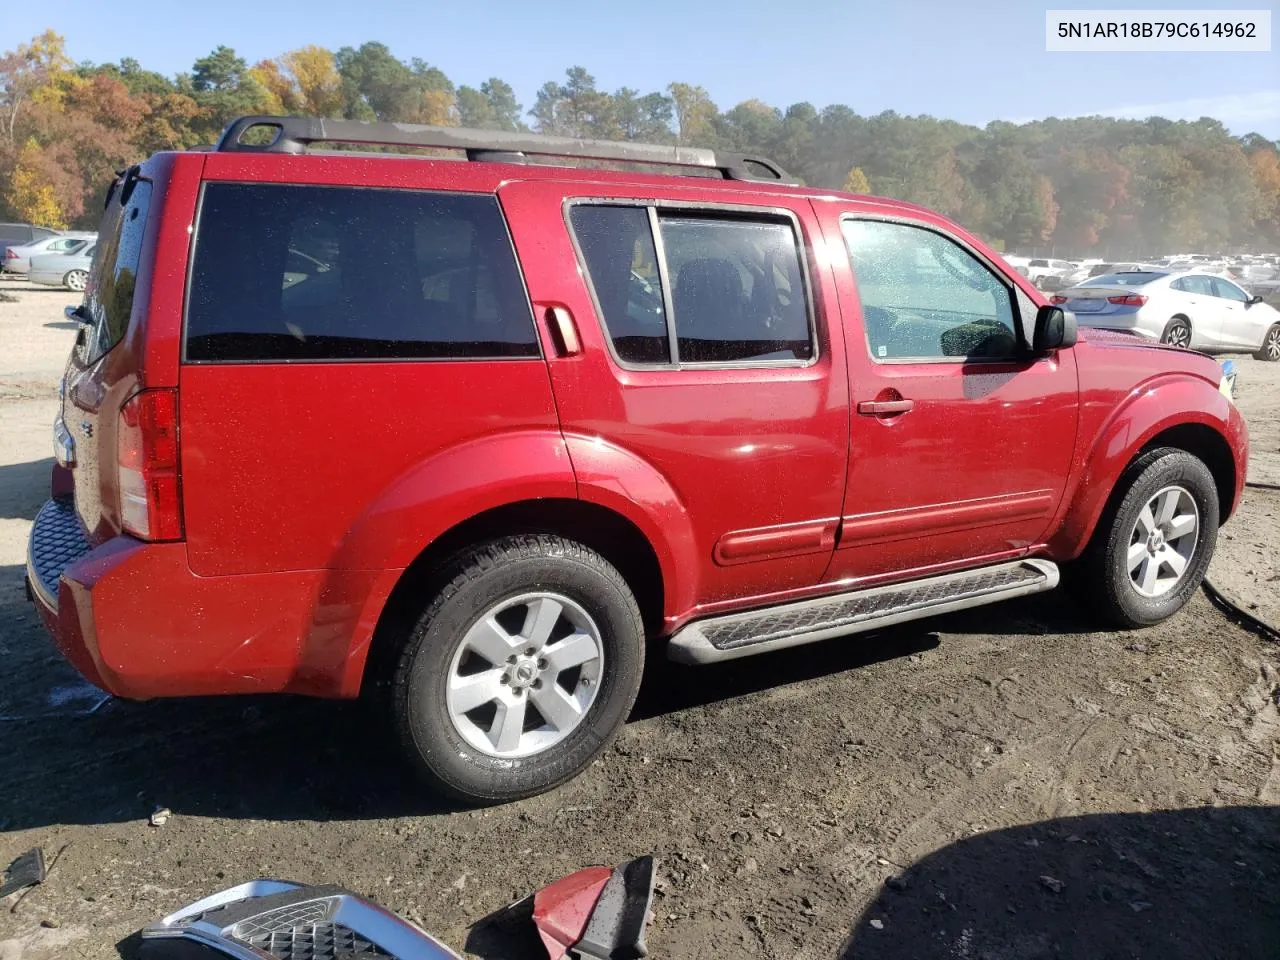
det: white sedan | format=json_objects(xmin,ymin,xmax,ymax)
[{"xmin": 1052, "ymin": 270, "xmax": 1280, "ymax": 360}]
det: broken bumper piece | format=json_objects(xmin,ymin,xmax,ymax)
[
  {"xmin": 533, "ymin": 855, "xmax": 657, "ymax": 960},
  {"xmin": 139, "ymin": 879, "xmax": 463, "ymax": 959}
]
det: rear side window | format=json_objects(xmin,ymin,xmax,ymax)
[
  {"xmin": 186, "ymin": 184, "xmax": 538, "ymax": 362},
  {"xmin": 568, "ymin": 204, "xmax": 814, "ymax": 366},
  {"xmin": 82, "ymin": 180, "xmax": 151, "ymax": 363}
]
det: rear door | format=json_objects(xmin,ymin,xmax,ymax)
[
  {"xmin": 1169, "ymin": 275, "xmax": 1223, "ymax": 346},
  {"xmin": 498, "ymin": 179, "xmax": 850, "ymax": 609}
]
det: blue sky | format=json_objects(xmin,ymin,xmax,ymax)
[{"xmin": 7, "ymin": 0, "xmax": 1279, "ymax": 137}]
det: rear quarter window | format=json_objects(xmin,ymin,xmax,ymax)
[
  {"xmin": 82, "ymin": 180, "xmax": 151, "ymax": 363},
  {"xmin": 184, "ymin": 184, "xmax": 538, "ymax": 362}
]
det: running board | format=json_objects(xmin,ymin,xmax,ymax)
[{"xmin": 667, "ymin": 559, "xmax": 1059, "ymax": 665}]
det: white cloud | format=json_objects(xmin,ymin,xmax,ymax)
[{"xmin": 1008, "ymin": 89, "xmax": 1280, "ymax": 136}]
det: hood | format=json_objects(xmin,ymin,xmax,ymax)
[{"xmin": 1076, "ymin": 326, "xmax": 1223, "ymax": 383}]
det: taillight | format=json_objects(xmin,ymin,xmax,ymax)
[
  {"xmin": 1107, "ymin": 294, "xmax": 1147, "ymax": 306},
  {"xmin": 117, "ymin": 389, "xmax": 183, "ymax": 541},
  {"xmin": 1049, "ymin": 295, "xmax": 1069, "ymax": 304},
  {"xmin": 4, "ymin": 249, "xmax": 17, "ymax": 259}
]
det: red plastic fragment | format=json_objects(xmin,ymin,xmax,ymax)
[{"xmin": 532, "ymin": 866, "xmax": 613, "ymax": 960}]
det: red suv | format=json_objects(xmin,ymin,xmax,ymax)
[{"xmin": 27, "ymin": 116, "xmax": 1247, "ymax": 804}]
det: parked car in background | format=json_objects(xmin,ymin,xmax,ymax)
[
  {"xmin": 1026, "ymin": 258, "xmax": 1077, "ymax": 288},
  {"xmin": 0, "ymin": 222, "xmax": 60, "ymax": 253},
  {"xmin": 28, "ymin": 242, "xmax": 98, "ymax": 291},
  {"xmin": 1052, "ymin": 270, "xmax": 1280, "ymax": 358},
  {"xmin": 2, "ymin": 233, "xmax": 95, "ymax": 276}
]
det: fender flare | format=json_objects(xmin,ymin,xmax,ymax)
[
  {"xmin": 302, "ymin": 429, "xmax": 577, "ymax": 695},
  {"xmin": 1048, "ymin": 373, "xmax": 1242, "ymax": 558},
  {"xmin": 564, "ymin": 433, "xmax": 700, "ymax": 623}
]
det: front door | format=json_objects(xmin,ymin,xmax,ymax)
[
  {"xmin": 1209, "ymin": 275, "xmax": 1266, "ymax": 349},
  {"xmin": 814, "ymin": 204, "xmax": 1080, "ymax": 584},
  {"xmin": 499, "ymin": 180, "xmax": 850, "ymax": 614}
]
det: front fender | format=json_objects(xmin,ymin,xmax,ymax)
[
  {"xmin": 565, "ymin": 433, "xmax": 700, "ymax": 624},
  {"xmin": 1048, "ymin": 373, "xmax": 1245, "ymax": 559}
]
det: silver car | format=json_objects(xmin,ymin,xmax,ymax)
[
  {"xmin": 2, "ymin": 233, "xmax": 95, "ymax": 276},
  {"xmin": 1053, "ymin": 270, "xmax": 1280, "ymax": 359},
  {"xmin": 28, "ymin": 242, "xmax": 98, "ymax": 291}
]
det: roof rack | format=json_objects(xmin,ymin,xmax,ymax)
[{"xmin": 213, "ymin": 115, "xmax": 798, "ymax": 185}]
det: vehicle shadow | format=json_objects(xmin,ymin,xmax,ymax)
[
  {"xmin": 0, "ymin": 457, "xmax": 54, "ymax": 521},
  {"xmin": 0, "ymin": 564, "xmax": 1100, "ymax": 831},
  {"xmin": 840, "ymin": 805, "xmax": 1280, "ymax": 959},
  {"xmin": 43, "ymin": 320, "xmax": 79, "ymax": 330}
]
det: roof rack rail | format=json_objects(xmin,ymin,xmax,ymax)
[{"xmin": 213, "ymin": 115, "xmax": 798, "ymax": 185}]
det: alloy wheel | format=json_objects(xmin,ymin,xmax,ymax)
[
  {"xmin": 1265, "ymin": 327, "xmax": 1280, "ymax": 361},
  {"xmin": 445, "ymin": 592, "xmax": 604, "ymax": 758},
  {"xmin": 1164, "ymin": 322, "xmax": 1190, "ymax": 348},
  {"xmin": 1126, "ymin": 485, "xmax": 1199, "ymax": 598}
]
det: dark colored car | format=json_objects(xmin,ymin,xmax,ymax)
[{"xmin": 27, "ymin": 116, "xmax": 1248, "ymax": 803}]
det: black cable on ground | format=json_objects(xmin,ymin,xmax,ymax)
[{"xmin": 1201, "ymin": 479, "xmax": 1280, "ymax": 643}]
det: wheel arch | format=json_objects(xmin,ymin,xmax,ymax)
[
  {"xmin": 359, "ymin": 498, "xmax": 666, "ymax": 694},
  {"xmin": 1048, "ymin": 377, "xmax": 1245, "ymax": 559}
]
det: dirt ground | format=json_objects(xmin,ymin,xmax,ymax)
[{"xmin": 1, "ymin": 274, "xmax": 1277, "ymax": 959}]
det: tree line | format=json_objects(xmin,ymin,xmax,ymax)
[{"xmin": 2, "ymin": 30, "xmax": 1278, "ymax": 257}]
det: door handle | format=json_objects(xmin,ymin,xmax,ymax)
[
  {"xmin": 545, "ymin": 305, "xmax": 581, "ymax": 356},
  {"xmin": 857, "ymin": 399, "xmax": 915, "ymax": 416}
]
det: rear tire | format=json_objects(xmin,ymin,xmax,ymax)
[
  {"xmin": 1254, "ymin": 323, "xmax": 1280, "ymax": 361},
  {"xmin": 64, "ymin": 269, "xmax": 87, "ymax": 292},
  {"xmin": 1071, "ymin": 448, "xmax": 1218, "ymax": 629},
  {"xmin": 392, "ymin": 535, "xmax": 645, "ymax": 805},
  {"xmin": 1160, "ymin": 317, "xmax": 1191, "ymax": 348}
]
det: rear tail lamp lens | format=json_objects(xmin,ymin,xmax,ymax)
[
  {"xmin": 1049, "ymin": 295, "xmax": 1069, "ymax": 304},
  {"xmin": 117, "ymin": 389, "xmax": 183, "ymax": 541},
  {"xmin": 1107, "ymin": 294, "xmax": 1148, "ymax": 306}
]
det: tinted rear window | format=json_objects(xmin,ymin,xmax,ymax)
[
  {"xmin": 185, "ymin": 184, "xmax": 538, "ymax": 362},
  {"xmin": 82, "ymin": 181, "xmax": 151, "ymax": 363}
]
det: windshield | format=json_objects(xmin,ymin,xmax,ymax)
[{"xmin": 1081, "ymin": 272, "xmax": 1166, "ymax": 287}]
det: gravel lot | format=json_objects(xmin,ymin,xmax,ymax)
[{"xmin": 1, "ymin": 275, "xmax": 1278, "ymax": 959}]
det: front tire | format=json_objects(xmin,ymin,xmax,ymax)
[
  {"xmin": 392, "ymin": 535, "xmax": 645, "ymax": 804},
  {"xmin": 1073, "ymin": 448, "xmax": 1218, "ymax": 628},
  {"xmin": 1254, "ymin": 323, "xmax": 1280, "ymax": 361},
  {"xmin": 1160, "ymin": 317, "xmax": 1191, "ymax": 348},
  {"xmin": 64, "ymin": 269, "xmax": 87, "ymax": 292}
]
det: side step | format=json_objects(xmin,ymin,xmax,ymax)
[{"xmin": 667, "ymin": 559, "xmax": 1059, "ymax": 665}]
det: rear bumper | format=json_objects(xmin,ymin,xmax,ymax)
[{"xmin": 26, "ymin": 497, "xmax": 382, "ymax": 700}]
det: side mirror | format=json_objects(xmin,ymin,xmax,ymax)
[
  {"xmin": 1032, "ymin": 305, "xmax": 1077, "ymax": 353},
  {"xmin": 65, "ymin": 304, "xmax": 91, "ymax": 326},
  {"xmin": 1247, "ymin": 294, "xmax": 1264, "ymax": 306}
]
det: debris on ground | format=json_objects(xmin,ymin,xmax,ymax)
[{"xmin": 0, "ymin": 849, "xmax": 46, "ymax": 900}]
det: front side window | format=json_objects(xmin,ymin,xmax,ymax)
[
  {"xmin": 1210, "ymin": 277, "xmax": 1249, "ymax": 302},
  {"xmin": 841, "ymin": 219, "xmax": 1019, "ymax": 362},
  {"xmin": 186, "ymin": 184, "xmax": 538, "ymax": 362},
  {"xmin": 568, "ymin": 204, "xmax": 814, "ymax": 366}
]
